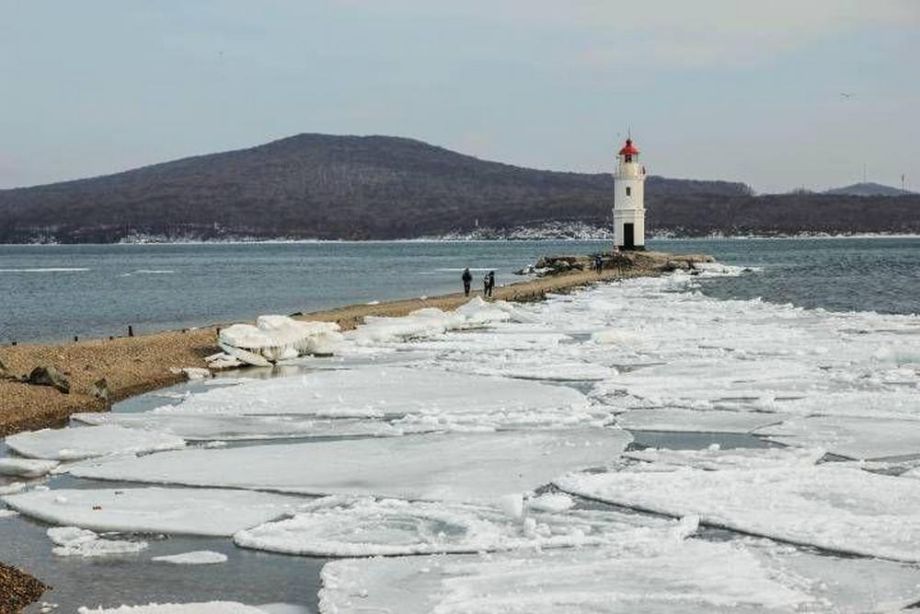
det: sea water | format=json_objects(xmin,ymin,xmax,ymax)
[{"xmin": 0, "ymin": 237, "xmax": 917, "ymax": 344}]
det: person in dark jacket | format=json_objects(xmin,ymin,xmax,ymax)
[
  {"xmin": 484, "ymin": 271, "xmax": 495, "ymax": 297},
  {"xmin": 461, "ymin": 268, "xmax": 473, "ymax": 296}
]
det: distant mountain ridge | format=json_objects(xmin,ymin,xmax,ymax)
[
  {"xmin": 824, "ymin": 182, "xmax": 915, "ymax": 197},
  {"xmin": 0, "ymin": 134, "xmax": 917, "ymax": 243}
]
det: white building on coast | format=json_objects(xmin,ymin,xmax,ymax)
[{"xmin": 613, "ymin": 137, "xmax": 646, "ymax": 250}]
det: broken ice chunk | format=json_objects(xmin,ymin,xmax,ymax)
[{"xmin": 5, "ymin": 425, "xmax": 186, "ymax": 461}]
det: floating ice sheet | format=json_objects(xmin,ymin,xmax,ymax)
[
  {"xmin": 346, "ymin": 298, "xmax": 517, "ymax": 346},
  {"xmin": 616, "ymin": 408, "xmax": 789, "ymax": 434},
  {"xmin": 78, "ymin": 604, "xmax": 269, "ymax": 614},
  {"xmin": 72, "ymin": 413, "xmax": 402, "ymax": 441},
  {"xmin": 234, "ymin": 495, "xmax": 668, "ymax": 557},
  {"xmin": 755, "ymin": 415, "xmax": 920, "ymax": 460},
  {"xmin": 5, "ymin": 425, "xmax": 186, "ymax": 461},
  {"xmin": 219, "ymin": 316, "xmax": 342, "ymax": 365},
  {"xmin": 556, "ymin": 463, "xmax": 920, "ymax": 562},
  {"xmin": 4, "ymin": 487, "xmax": 299, "ymax": 536},
  {"xmin": 47, "ymin": 526, "xmax": 148, "ymax": 558},
  {"xmin": 71, "ymin": 428, "xmax": 632, "ymax": 503},
  {"xmin": 0, "ymin": 457, "xmax": 59, "ymax": 478},
  {"xmin": 622, "ymin": 446, "xmax": 825, "ymax": 472},
  {"xmin": 152, "ymin": 366, "xmax": 594, "ymax": 428},
  {"xmin": 440, "ymin": 354, "xmax": 616, "ymax": 382},
  {"xmin": 318, "ymin": 535, "xmax": 920, "ymax": 614},
  {"xmin": 151, "ymin": 551, "xmax": 228, "ymax": 565}
]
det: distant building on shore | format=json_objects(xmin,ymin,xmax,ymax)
[{"xmin": 613, "ymin": 137, "xmax": 646, "ymax": 250}]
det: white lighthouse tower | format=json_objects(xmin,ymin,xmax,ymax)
[{"xmin": 613, "ymin": 137, "xmax": 646, "ymax": 250}]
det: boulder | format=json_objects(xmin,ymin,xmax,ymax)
[
  {"xmin": 91, "ymin": 378, "xmax": 110, "ymax": 404},
  {"xmin": 27, "ymin": 366, "xmax": 70, "ymax": 394}
]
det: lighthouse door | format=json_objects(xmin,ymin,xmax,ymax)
[{"xmin": 623, "ymin": 223, "xmax": 635, "ymax": 249}]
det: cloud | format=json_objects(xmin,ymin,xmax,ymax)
[{"xmin": 328, "ymin": 0, "xmax": 919, "ymax": 69}]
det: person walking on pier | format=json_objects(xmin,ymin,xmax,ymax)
[{"xmin": 461, "ymin": 268, "xmax": 473, "ymax": 296}]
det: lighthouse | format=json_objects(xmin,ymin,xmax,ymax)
[{"xmin": 613, "ymin": 137, "xmax": 646, "ymax": 250}]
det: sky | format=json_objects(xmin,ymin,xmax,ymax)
[{"xmin": 1, "ymin": 0, "xmax": 918, "ymax": 194}]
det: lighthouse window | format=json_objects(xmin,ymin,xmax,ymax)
[{"xmin": 626, "ymin": 187, "xmax": 632, "ymax": 196}]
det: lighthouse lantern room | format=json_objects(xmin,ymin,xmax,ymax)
[{"xmin": 612, "ymin": 137, "xmax": 646, "ymax": 250}]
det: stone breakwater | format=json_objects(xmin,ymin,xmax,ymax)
[{"xmin": 0, "ymin": 251, "xmax": 709, "ymax": 438}]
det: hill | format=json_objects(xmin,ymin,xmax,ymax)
[
  {"xmin": 0, "ymin": 134, "xmax": 917, "ymax": 242},
  {"xmin": 824, "ymin": 182, "xmax": 915, "ymax": 197}
]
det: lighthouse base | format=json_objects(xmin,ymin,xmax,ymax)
[{"xmin": 613, "ymin": 218, "xmax": 646, "ymax": 251}]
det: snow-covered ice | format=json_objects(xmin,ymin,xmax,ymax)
[
  {"xmin": 556, "ymin": 462, "xmax": 920, "ymax": 562},
  {"xmin": 151, "ymin": 366, "xmax": 596, "ymax": 430},
  {"xmin": 346, "ymin": 298, "xmax": 517, "ymax": 346},
  {"xmin": 4, "ymin": 487, "xmax": 299, "ymax": 536},
  {"xmin": 234, "ymin": 495, "xmax": 668, "ymax": 557},
  {"xmin": 72, "ymin": 412, "xmax": 403, "ymax": 441},
  {"xmin": 526, "ymin": 492, "xmax": 575, "ymax": 512},
  {"xmin": 219, "ymin": 316, "xmax": 342, "ymax": 365},
  {"xmin": 616, "ymin": 408, "xmax": 789, "ymax": 434},
  {"xmin": 71, "ymin": 428, "xmax": 631, "ymax": 503},
  {"xmin": 0, "ymin": 457, "xmax": 59, "ymax": 478},
  {"xmin": 621, "ymin": 445, "xmax": 825, "ymax": 472},
  {"xmin": 47, "ymin": 526, "xmax": 148, "ymax": 558},
  {"xmin": 318, "ymin": 534, "xmax": 920, "ymax": 613},
  {"xmin": 754, "ymin": 415, "xmax": 920, "ymax": 460},
  {"xmin": 5, "ymin": 425, "xmax": 186, "ymax": 461},
  {"xmin": 78, "ymin": 604, "xmax": 269, "ymax": 614},
  {"xmin": 151, "ymin": 551, "xmax": 228, "ymax": 565}
]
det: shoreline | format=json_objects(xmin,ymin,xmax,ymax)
[
  {"xmin": 2, "ymin": 233, "xmax": 919, "ymax": 247},
  {"xmin": 0, "ymin": 251, "xmax": 708, "ymax": 438},
  {"xmin": 0, "ymin": 250, "xmax": 707, "ymax": 608}
]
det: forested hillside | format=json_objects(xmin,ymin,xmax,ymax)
[{"xmin": 0, "ymin": 134, "xmax": 916, "ymax": 242}]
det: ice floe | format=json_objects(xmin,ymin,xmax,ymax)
[
  {"xmin": 346, "ymin": 298, "xmax": 517, "ymax": 346},
  {"xmin": 151, "ymin": 551, "xmax": 228, "ymax": 565},
  {"xmin": 0, "ymin": 457, "xmax": 59, "ymax": 478},
  {"xmin": 5, "ymin": 425, "xmax": 186, "ymax": 461},
  {"xmin": 72, "ymin": 412, "xmax": 402, "ymax": 441},
  {"xmin": 556, "ymin": 461, "xmax": 920, "ymax": 562},
  {"xmin": 78, "ymin": 604, "xmax": 269, "ymax": 614},
  {"xmin": 439, "ymin": 352, "xmax": 616, "ymax": 382},
  {"xmin": 47, "ymin": 526, "xmax": 148, "ymax": 558},
  {"xmin": 755, "ymin": 415, "xmax": 920, "ymax": 460},
  {"xmin": 71, "ymin": 428, "xmax": 631, "ymax": 503},
  {"xmin": 151, "ymin": 367, "xmax": 596, "ymax": 430},
  {"xmin": 621, "ymin": 445, "xmax": 825, "ymax": 472},
  {"xmin": 234, "ymin": 495, "xmax": 668, "ymax": 557},
  {"xmin": 525, "ymin": 492, "xmax": 575, "ymax": 512},
  {"xmin": 219, "ymin": 316, "xmax": 342, "ymax": 365},
  {"xmin": 615, "ymin": 408, "xmax": 789, "ymax": 434},
  {"xmin": 319, "ymin": 534, "xmax": 920, "ymax": 613},
  {"xmin": 4, "ymin": 487, "xmax": 299, "ymax": 536}
]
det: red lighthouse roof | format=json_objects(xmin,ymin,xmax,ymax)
[{"xmin": 618, "ymin": 138, "xmax": 639, "ymax": 156}]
